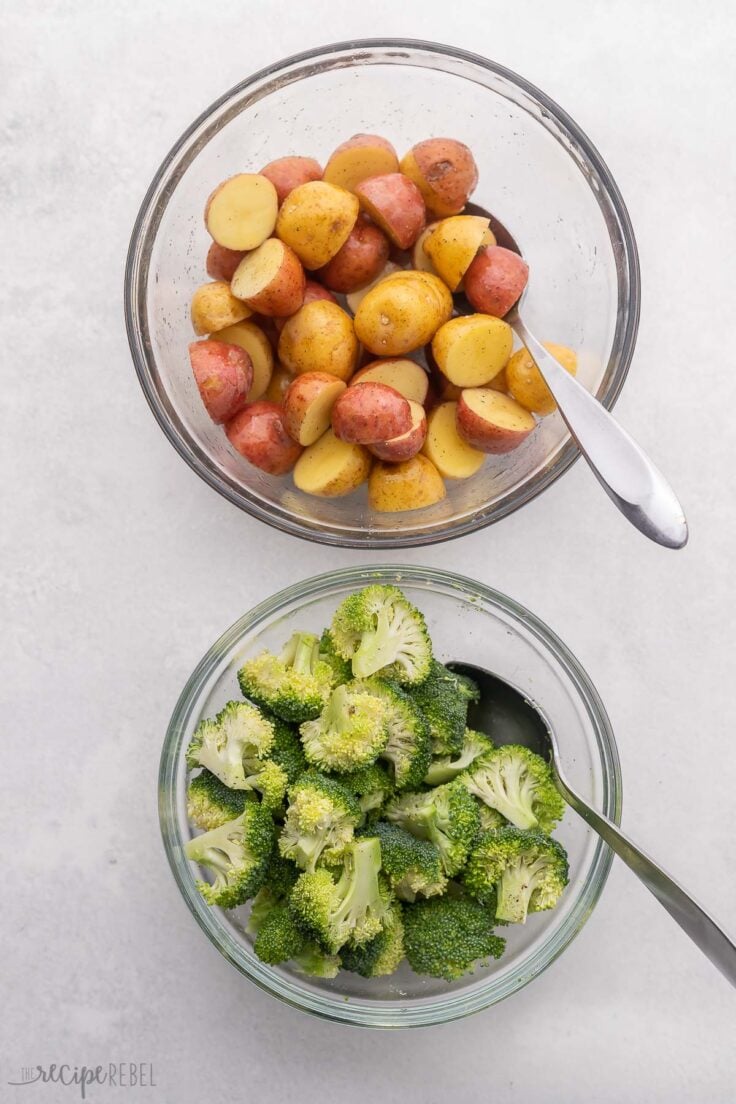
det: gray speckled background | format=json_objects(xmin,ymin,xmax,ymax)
[{"xmin": 2, "ymin": 2, "xmax": 735, "ymax": 1101}]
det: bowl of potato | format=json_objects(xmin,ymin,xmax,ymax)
[{"xmin": 125, "ymin": 39, "xmax": 639, "ymax": 547}]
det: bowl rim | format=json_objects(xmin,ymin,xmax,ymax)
[
  {"xmin": 158, "ymin": 564, "xmax": 622, "ymax": 1027},
  {"xmin": 126, "ymin": 38, "xmax": 640, "ymax": 548}
]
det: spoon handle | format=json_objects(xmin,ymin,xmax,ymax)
[
  {"xmin": 555, "ymin": 773, "xmax": 736, "ymax": 987},
  {"xmin": 511, "ymin": 315, "xmax": 688, "ymax": 550}
]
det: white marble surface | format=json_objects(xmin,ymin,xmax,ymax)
[{"xmin": 3, "ymin": 2, "xmax": 736, "ymax": 1100}]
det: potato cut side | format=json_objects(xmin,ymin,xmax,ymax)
[
  {"xmin": 424, "ymin": 215, "xmax": 490, "ymax": 291},
  {"xmin": 293, "ymin": 430, "xmax": 371, "ymax": 497},
  {"xmin": 368, "ymin": 454, "xmax": 446, "ymax": 512},
  {"xmin": 462, "ymin": 388, "xmax": 535, "ymax": 429},
  {"xmin": 423, "ymin": 402, "xmax": 485, "ymax": 479},
  {"xmin": 323, "ymin": 135, "xmax": 399, "ymax": 193},
  {"xmin": 351, "ymin": 358, "xmax": 429, "ymax": 404},
  {"xmin": 411, "ymin": 223, "xmax": 441, "ymax": 275},
  {"xmin": 191, "ymin": 281, "xmax": 252, "ymax": 335},
  {"xmin": 432, "ymin": 314, "xmax": 513, "ymax": 387},
  {"xmin": 205, "ymin": 174, "xmax": 278, "ymax": 251},
  {"xmin": 345, "ymin": 261, "xmax": 402, "ymax": 314},
  {"xmin": 284, "ymin": 374, "xmax": 347, "ymax": 446},
  {"xmin": 230, "ymin": 238, "xmax": 305, "ymax": 317},
  {"xmin": 210, "ymin": 320, "xmax": 274, "ymax": 400}
]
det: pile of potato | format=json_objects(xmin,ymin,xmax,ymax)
[{"xmin": 188, "ymin": 133, "xmax": 577, "ymax": 513}]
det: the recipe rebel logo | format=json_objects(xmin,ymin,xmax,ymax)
[{"xmin": 7, "ymin": 1063, "xmax": 156, "ymax": 1099}]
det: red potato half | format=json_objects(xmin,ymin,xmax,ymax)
[
  {"xmin": 206, "ymin": 242, "xmax": 247, "ymax": 282},
  {"xmin": 331, "ymin": 381, "xmax": 412, "ymax": 444},
  {"xmin": 400, "ymin": 139, "xmax": 479, "ymax": 217},
  {"xmin": 369, "ymin": 401, "xmax": 427, "ymax": 462},
  {"xmin": 355, "ymin": 174, "xmax": 426, "ymax": 250},
  {"xmin": 323, "ymin": 134, "xmax": 399, "ymax": 193},
  {"xmin": 231, "ymin": 238, "xmax": 305, "ymax": 317},
  {"xmin": 205, "ymin": 173, "xmax": 278, "ymax": 250},
  {"xmin": 464, "ymin": 246, "xmax": 529, "ymax": 317},
  {"xmin": 260, "ymin": 156, "xmax": 323, "ymax": 204},
  {"xmin": 350, "ymin": 358, "xmax": 429, "ymax": 405},
  {"xmin": 456, "ymin": 389, "xmax": 536, "ymax": 453},
  {"xmin": 316, "ymin": 218, "xmax": 390, "ymax": 293},
  {"xmin": 225, "ymin": 401, "xmax": 303, "ymax": 474},
  {"xmin": 283, "ymin": 372, "xmax": 347, "ymax": 446},
  {"xmin": 189, "ymin": 340, "xmax": 252, "ymax": 424}
]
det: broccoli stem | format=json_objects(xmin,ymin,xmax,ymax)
[
  {"xmin": 496, "ymin": 857, "xmax": 545, "ymax": 923},
  {"xmin": 279, "ymin": 632, "xmax": 319, "ymax": 674}
]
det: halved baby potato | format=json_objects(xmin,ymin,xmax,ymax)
[
  {"xmin": 259, "ymin": 156, "xmax": 323, "ymax": 204},
  {"xmin": 331, "ymin": 382, "xmax": 411, "ymax": 444},
  {"xmin": 355, "ymin": 173, "xmax": 426, "ymax": 250},
  {"xmin": 506, "ymin": 342, "xmax": 578, "ymax": 415},
  {"xmin": 283, "ymin": 372, "xmax": 347, "ymax": 446},
  {"xmin": 423, "ymin": 215, "xmax": 491, "ymax": 291},
  {"xmin": 369, "ymin": 400, "xmax": 427, "ymax": 462},
  {"xmin": 456, "ymin": 389, "xmax": 536, "ymax": 453},
  {"xmin": 231, "ymin": 238, "xmax": 305, "ymax": 317},
  {"xmin": 225, "ymin": 401, "xmax": 303, "ymax": 475},
  {"xmin": 354, "ymin": 271, "xmax": 451, "ymax": 356},
  {"xmin": 350, "ymin": 358, "xmax": 429, "ymax": 405},
  {"xmin": 205, "ymin": 173, "xmax": 278, "ymax": 251},
  {"xmin": 322, "ymin": 134, "xmax": 399, "ymax": 193},
  {"xmin": 400, "ymin": 139, "xmax": 479, "ymax": 217},
  {"xmin": 189, "ymin": 339, "xmax": 252, "ymax": 424},
  {"xmin": 206, "ymin": 242, "xmax": 247, "ymax": 282},
  {"xmin": 278, "ymin": 300, "xmax": 358, "ymax": 381},
  {"xmin": 210, "ymin": 320, "xmax": 274, "ymax": 400},
  {"xmin": 191, "ymin": 281, "xmax": 252, "ymax": 336},
  {"xmin": 293, "ymin": 429, "xmax": 372, "ymax": 497},
  {"xmin": 464, "ymin": 245, "xmax": 529, "ymax": 317},
  {"xmin": 276, "ymin": 181, "xmax": 359, "ymax": 269},
  {"xmin": 316, "ymin": 218, "xmax": 390, "ymax": 294},
  {"xmin": 432, "ymin": 314, "xmax": 513, "ymax": 387},
  {"xmin": 423, "ymin": 401, "xmax": 485, "ymax": 479},
  {"xmin": 368, "ymin": 454, "xmax": 446, "ymax": 512}
]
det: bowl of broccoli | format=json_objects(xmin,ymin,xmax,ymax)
[{"xmin": 160, "ymin": 566, "xmax": 621, "ymax": 1026}]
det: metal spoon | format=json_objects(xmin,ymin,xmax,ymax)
[
  {"xmin": 448, "ymin": 660, "xmax": 736, "ymax": 987},
  {"xmin": 460, "ymin": 207, "xmax": 688, "ymax": 550}
]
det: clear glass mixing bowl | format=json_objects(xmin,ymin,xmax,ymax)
[
  {"xmin": 159, "ymin": 566, "xmax": 622, "ymax": 1026},
  {"xmin": 125, "ymin": 39, "xmax": 639, "ymax": 548}
]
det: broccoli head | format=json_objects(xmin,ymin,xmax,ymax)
[
  {"xmin": 461, "ymin": 744, "xmax": 565, "ymax": 833},
  {"xmin": 465, "ymin": 827, "xmax": 569, "ymax": 924},
  {"xmin": 373, "ymin": 820, "xmax": 447, "ymax": 902},
  {"xmin": 408, "ymin": 662, "xmax": 478, "ymax": 757},
  {"xmin": 336, "ymin": 761, "xmax": 394, "ymax": 820},
  {"xmin": 186, "ymin": 701, "xmax": 274, "ymax": 790},
  {"xmin": 358, "ymin": 677, "xmax": 431, "ymax": 791},
  {"xmin": 186, "ymin": 769, "xmax": 253, "ymax": 830},
  {"xmin": 476, "ymin": 802, "xmax": 508, "ymax": 832},
  {"xmin": 330, "ymin": 585, "xmax": 432, "ymax": 686},
  {"xmin": 385, "ymin": 780, "xmax": 480, "ymax": 877},
  {"xmin": 238, "ymin": 632, "xmax": 335, "ymax": 724},
  {"xmin": 319, "ymin": 628, "xmax": 353, "ymax": 686},
  {"xmin": 264, "ymin": 712, "xmax": 307, "ymax": 784},
  {"xmin": 279, "ymin": 771, "xmax": 361, "ymax": 872},
  {"xmin": 424, "ymin": 728, "xmax": 494, "ymax": 786},
  {"xmin": 341, "ymin": 899, "xmax": 405, "ymax": 977},
  {"xmin": 403, "ymin": 895, "xmax": 506, "ymax": 980},
  {"xmin": 299, "ymin": 682, "xmax": 388, "ymax": 772},
  {"xmin": 184, "ymin": 802, "xmax": 274, "ymax": 909},
  {"xmin": 290, "ymin": 836, "xmax": 391, "ymax": 953},
  {"xmin": 253, "ymin": 904, "xmax": 306, "ymax": 965}
]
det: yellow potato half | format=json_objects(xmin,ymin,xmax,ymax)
[
  {"xmin": 432, "ymin": 314, "xmax": 513, "ymax": 387},
  {"xmin": 368, "ymin": 454, "xmax": 446, "ymax": 512},
  {"xmin": 423, "ymin": 401, "xmax": 485, "ymax": 479},
  {"xmin": 293, "ymin": 430, "xmax": 371, "ymax": 497}
]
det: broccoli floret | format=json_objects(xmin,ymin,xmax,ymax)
[
  {"xmin": 341, "ymin": 899, "xmax": 405, "ymax": 977},
  {"xmin": 264, "ymin": 712, "xmax": 307, "ymax": 784},
  {"xmin": 238, "ymin": 632, "xmax": 335, "ymax": 723},
  {"xmin": 186, "ymin": 701, "xmax": 274, "ymax": 789},
  {"xmin": 424, "ymin": 728, "xmax": 494, "ymax": 786},
  {"xmin": 184, "ymin": 802, "xmax": 274, "ymax": 909},
  {"xmin": 279, "ymin": 771, "xmax": 361, "ymax": 872},
  {"xmin": 355, "ymin": 677, "xmax": 431, "ymax": 791},
  {"xmin": 465, "ymin": 827, "xmax": 569, "ymax": 924},
  {"xmin": 461, "ymin": 744, "xmax": 565, "ymax": 833},
  {"xmin": 407, "ymin": 662, "xmax": 478, "ymax": 757},
  {"xmin": 186, "ymin": 769, "xmax": 253, "ymax": 830},
  {"xmin": 336, "ymin": 761, "xmax": 394, "ymax": 819},
  {"xmin": 253, "ymin": 904, "xmax": 306, "ymax": 965},
  {"xmin": 330, "ymin": 585, "xmax": 432, "ymax": 686},
  {"xmin": 247, "ymin": 879, "xmax": 340, "ymax": 974},
  {"xmin": 319, "ymin": 628, "xmax": 353, "ymax": 686},
  {"xmin": 385, "ymin": 780, "xmax": 480, "ymax": 877},
  {"xmin": 373, "ymin": 820, "xmax": 447, "ymax": 902},
  {"xmin": 292, "ymin": 944, "xmax": 342, "ymax": 978},
  {"xmin": 299, "ymin": 682, "xmax": 388, "ymax": 772},
  {"xmin": 290, "ymin": 837, "xmax": 391, "ymax": 953},
  {"xmin": 476, "ymin": 802, "xmax": 508, "ymax": 832},
  {"xmin": 403, "ymin": 895, "xmax": 506, "ymax": 980}
]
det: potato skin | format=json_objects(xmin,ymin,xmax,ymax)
[
  {"xmin": 278, "ymin": 300, "xmax": 358, "ymax": 381},
  {"xmin": 231, "ymin": 239, "xmax": 306, "ymax": 317},
  {"xmin": 260, "ymin": 156, "xmax": 323, "ymax": 204},
  {"xmin": 354, "ymin": 272, "xmax": 449, "ymax": 356},
  {"xmin": 210, "ymin": 320, "xmax": 274, "ymax": 400},
  {"xmin": 506, "ymin": 342, "xmax": 578, "ymax": 415},
  {"xmin": 369, "ymin": 401, "xmax": 427, "ymax": 462},
  {"xmin": 464, "ymin": 246, "xmax": 529, "ymax": 317},
  {"xmin": 316, "ymin": 218, "xmax": 390, "ymax": 293},
  {"xmin": 225, "ymin": 401, "xmax": 302, "ymax": 474},
  {"xmin": 283, "ymin": 372, "xmax": 346, "ymax": 446},
  {"xmin": 206, "ymin": 242, "xmax": 247, "ymax": 282},
  {"xmin": 400, "ymin": 139, "xmax": 479, "ymax": 217},
  {"xmin": 332, "ymin": 382, "xmax": 411, "ymax": 444},
  {"xmin": 456, "ymin": 389, "xmax": 536, "ymax": 453},
  {"xmin": 432, "ymin": 314, "xmax": 513, "ymax": 387},
  {"xmin": 368, "ymin": 454, "xmax": 446, "ymax": 512},
  {"xmin": 191, "ymin": 281, "xmax": 251, "ymax": 335},
  {"xmin": 293, "ymin": 430, "xmax": 372, "ymax": 497},
  {"xmin": 355, "ymin": 173, "xmax": 426, "ymax": 250},
  {"xmin": 189, "ymin": 339, "xmax": 252, "ymax": 423},
  {"xmin": 275, "ymin": 181, "xmax": 359, "ymax": 269}
]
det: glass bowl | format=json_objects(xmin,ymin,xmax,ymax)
[
  {"xmin": 126, "ymin": 39, "xmax": 639, "ymax": 548},
  {"xmin": 159, "ymin": 565, "xmax": 621, "ymax": 1027}
]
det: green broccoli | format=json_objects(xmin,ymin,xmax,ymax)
[
  {"xmin": 290, "ymin": 836, "xmax": 391, "ymax": 953},
  {"xmin": 292, "ymin": 944, "xmax": 342, "ymax": 979},
  {"xmin": 465, "ymin": 827, "xmax": 569, "ymax": 924},
  {"xmin": 279, "ymin": 771, "xmax": 361, "ymax": 872},
  {"xmin": 385, "ymin": 780, "xmax": 480, "ymax": 877},
  {"xmin": 407, "ymin": 661, "xmax": 478, "ymax": 757},
  {"xmin": 265, "ymin": 712, "xmax": 307, "ymax": 784},
  {"xmin": 319, "ymin": 628, "xmax": 352, "ymax": 686},
  {"xmin": 341, "ymin": 899, "xmax": 405, "ymax": 977},
  {"xmin": 186, "ymin": 701, "xmax": 274, "ymax": 789},
  {"xmin": 184, "ymin": 802, "xmax": 274, "ymax": 909},
  {"xmin": 424, "ymin": 728, "xmax": 494, "ymax": 786},
  {"xmin": 238, "ymin": 632, "xmax": 335, "ymax": 723},
  {"xmin": 373, "ymin": 820, "xmax": 447, "ymax": 902},
  {"xmin": 246, "ymin": 865, "xmax": 332, "ymax": 971},
  {"xmin": 186, "ymin": 769, "xmax": 253, "ymax": 830},
  {"xmin": 299, "ymin": 682, "xmax": 388, "ymax": 772},
  {"xmin": 402, "ymin": 895, "xmax": 506, "ymax": 980},
  {"xmin": 336, "ymin": 761, "xmax": 394, "ymax": 819},
  {"xmin": 330, "ymin": 585, "xmax": 432, "ymax": 686},
  {"xmin": 356, "ymin": 677, "xmax": 431, "ymax": 791},
  {"xmin": 253, "ymin": 904, "xmax": 305, "ymax": 965},
  {"xmin": 461, "ymin": 744, "xmax": 565, "ymax": 833},
  {"xmin": 476, "ymin": 803, "xmax": 508, "ymax": 832}
]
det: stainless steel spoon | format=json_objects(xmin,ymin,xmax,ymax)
[
  {"xmin": 460, "ymin": 207, "xmax": 688, "ymax": 550},
  {"xmin": 448, "ymin": 660, "xmax": 736, "ymax": 987}
]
